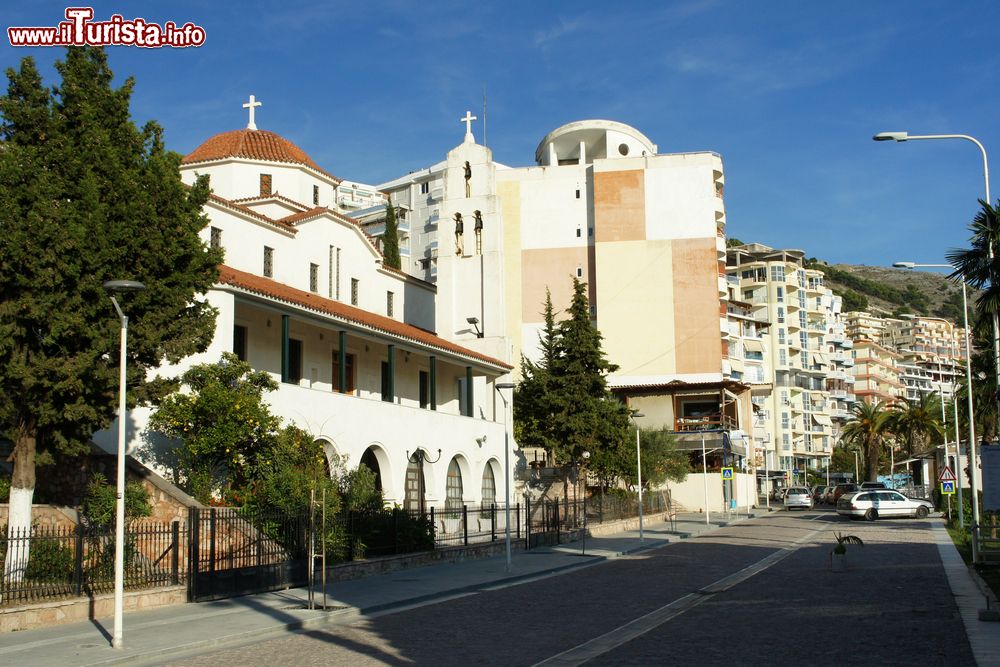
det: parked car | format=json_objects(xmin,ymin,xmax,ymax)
[
  {"xmin": 860, "ymin": 481, "xmax": 887, "ymax": 490},
  {"xmin": 836, "ymin": 490, "xmax": 933, "ymax": 521},
  {"xmin": 812, "ymin": 486, "xmax": 829, "ymax": 504},
  {"xmin": 784, "ymin": 487, "xmax": 813, "ymax": 510},
  {"xmin": 823, "ymin": 486, "xmax": 838, "ymax": 504},
  {"xmin": 771, "ymin": 487, "xmax": 786, "ymax": 501},
  {"xmin": 832, "ymin": 483, "xmax": 859, "ymax": 502}
]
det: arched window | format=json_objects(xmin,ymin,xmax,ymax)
[
  {"xmin": 445, "ymin": 458, "xmax": 463, "ymax": 514},
  {"xmin": 404, "ymin": 457, "xmax": 424, "ymax": 513},
  {"xmin": 360, "ymin": 447, "xmax": 382, "ymax": 491},
  {"xmin": 481, "ymin": 464, "xmax": 496, "ymax": 506}
]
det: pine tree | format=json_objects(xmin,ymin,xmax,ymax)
[
  {"xmin": 382, "ymin": 203, "xmax": 401, "ymax": 269},
  {"xmin": 0, "ymin": 48, "xmax": 221, "ymax": 581},
  {"xmin": 514, "ymin": 291, "xmax": 557, "ymax": 453}
]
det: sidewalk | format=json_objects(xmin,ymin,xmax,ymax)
[
  {"xmin": 0, "ymin": 510, "xmax": 991, "ymax": 666},
  {"xmin": 0, "ymin": 512, "xmax": 736, "ymax": 666}
]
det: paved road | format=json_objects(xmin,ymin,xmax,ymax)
[{"xmin": 152, "ymin": 509, "xmax": 974, "ymax": 666}]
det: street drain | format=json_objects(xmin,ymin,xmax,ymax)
[{"xmin": 278, "ymin": 604, "xmax": 347, "ymax": 612}]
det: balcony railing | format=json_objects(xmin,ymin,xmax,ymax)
[{"xmin": 673, "ymin": 414, "xmax": 739, "ymax": 432}]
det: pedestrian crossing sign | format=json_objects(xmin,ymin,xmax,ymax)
[
  {"xmin": 941, "ymin": 481, "xmax": 955, "ymax": 495},
  {"xmin": 721, "ymin": 467, "xmax": 734, "ymax": 480}
]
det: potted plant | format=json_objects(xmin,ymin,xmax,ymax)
[{"xmin": 831, "ymin": 532, "xmax": 863, "ymax": 572}]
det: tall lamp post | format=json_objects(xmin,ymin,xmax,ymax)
[
  {"xmin": 893, "ymin": 261, "xmax": 978, "ymax": 553},
  {"xmin": 103, "ymin": 280, "xmax": 145, "ymax": 649},
  {"xmin": 874, "ymin": 132, "xmax": 997, "ymax": 438},
  {"xmin": 852, "ymin": 449, "xmax": 860, "ymax": 484},
  {"xmin": 630, "ymin": 411, "xmax": 645, "ymax": 542},
  {"xmin": 495, "ymin": 382, "xmax": 515, "ymax": 573}
]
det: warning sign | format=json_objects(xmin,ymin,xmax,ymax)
[{"xmin": 939, "ymin": 466, "xmax": 956, "ymax": 482}]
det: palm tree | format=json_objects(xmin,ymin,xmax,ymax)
[
  {"xmin": 947, "ymin": 200, "xmax": 1000, "ymax": 319},
  {"xmin": 888, "ymin": 394, "xmax": 944, "ymax": 459},
  {"xmin": 841, "ymin": 400, "xmax": 892, "ymax": 482}
]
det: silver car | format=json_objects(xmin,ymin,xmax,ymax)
[
  {"xmin": 783, "ymin": 487, "xmax": 813, "ymax": 511},
  {"xmin": 836, "ymin": 490, "xmax": 933, "ymax": 521}
]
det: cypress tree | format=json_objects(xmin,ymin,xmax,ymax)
[
  {"xmin": 382, "ymin": 203, "xmax": 401, "ymax": 269},
  {"xmin": 0, "ymin": 48, "xmax": 221, "ymax": 579}
]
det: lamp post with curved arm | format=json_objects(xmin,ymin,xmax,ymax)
[{"xmin": 893, "ymin": 261, "xmax": 978, "ymax": 558}]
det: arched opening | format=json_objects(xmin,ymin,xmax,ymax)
[
  {"xmin": 445, "ymin": 457, "xmax": 463, "ymax": 514},
  {"xmin": 404, "ymin": 456, "xmax": 426, "ymax": 513},
  {"xmin": 360, "ymin": 447, "xmax": 383, "ymax": 492},
  {"xmin": 481, "ymin": 463, "xmax": 497, "ymax": 506}
]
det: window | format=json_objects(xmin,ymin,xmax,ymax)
[
  {"xmin": 351, "ymin": 278, "xmax": 359, "ymax": 306},
  {"xmin": 263, "ymin": 246, "xmax": 274, "ymax": 278},
  {"xmin": 457, "ymin": 377, "xmax": 467, "ymax": 415},
  {"xmin": 420, "ymin": 182, "xmax": 429, "ymax": 194},
  {"xmin": 387, "ymin": 291, "xmax": 394, "ymax": 317},
  {"xmin": 331, "ymin": 351, "xmax": 356, "ymax": 393},
  {"xmin": 233, "ymin": 325, "xmax": 247, "ymax": 361},
  {"xmin": 588, "ymin": 227, "xmax": 593, "ymax": 237},
  {"xmin": 776, "ymin": 286, "xmax": 784, "ymax": 303},
  {"xmin": 778, "ymin": 328, "xmax": 786, "ymax": 345},
  {"xmin": 481, "ymin": 465, "xmax": 496, "ymax": 504},
  {"xmin": 260, "ymin": 173, "xmax": 272, "ymax": 197},
  {"xmin": 404, "ymin": 458, "xmax": 424, "ymax": 512},
  {"xmin": 777, "ymin": 307, "xmax": 784, "ymax": 323},
  {"xmin": 287, "ymin": 338, "xmax": 302, "ymax": 383},
  {"xmin": 770, "ymin": 265, "xmax": 785, "ymax": 282},
  {"xmin": 779, "ymin": 348, "xmax": 787, "ymax": 366},
  {"xmin": 381, "ymin": 360, "xmax": 393, "ymax": 402},
  {"xmin": 419, "ymin": 370, "xmax": 430, "ymax": 408},
  {"xmin": 445, "ymin": 458, "xmax": 463, "ymax": 514},
  {"xmin": 576, "ymin": 228, "xmax": 581, "ymax": 238},
  {"xmin": 309, "ymin": 263, "xmax": 319, "ymax": 292},
  {"xmin": 576, "ymin": 266, "xmax": 583, "ymax": 278},
  {"xmin": 210, "ymin": 226, "xmax": 222, "ymax": 250},
  {"xmin": 781, "ymin": 412, "xmax": 790, "ymax": 428},
  {"xmin": 313, "ymin": 185, "xmax": 319, "ymax": 206},
  {"xmin": 575, "ymin": 189, "xmax": 581, "ymax": 199}
]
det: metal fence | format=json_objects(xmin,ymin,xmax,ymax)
[
  {"xmin": 0, "ymin": 521, "xmax": 184, "ymax": 608},
  {"xmin": 2, "ymin": 490, "xmax": 670, "ymax": 607}
]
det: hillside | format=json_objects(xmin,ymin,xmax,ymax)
[{"xmin": 809, "ymin": 261, "xmax": 969, "ymax": 323}]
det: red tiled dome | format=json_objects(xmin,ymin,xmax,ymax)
[{"xmin": 182, "ymin": 129, "xmax": 339, "ymax": 182}]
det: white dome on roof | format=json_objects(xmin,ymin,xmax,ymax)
[{"xmin": 534, "ymin": 120, "xmax": 658, "ymax": 166}]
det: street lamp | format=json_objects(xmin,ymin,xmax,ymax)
[
  {"xmin": 495, "ymin": 382, "xmax": 515, "ymax": 572},
  {"xmin": 103, "ymin": 279, "xmax": 145, "ymax": 650},
  {"xmin": 630, "ymin": 411, "xmax": 644, "ymax": 543},
  {"xmin": 852, "ymin": 449, "xmax": 860, "ymax": 484},
  {"xmin": 894, "ymin": 261, "xmax": 978, "ymax": 552},
  {"xmin": 875, "ymin": 129, "xmax": 998, "ymax": 451}
]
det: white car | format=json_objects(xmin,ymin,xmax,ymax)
[
  {"xmin": 836, "ymin": 490, "xmax": 933, "ymax": 521},
  {"xmin": 783, "ymin": 487, "xmax": 813, "ymax": 510}
]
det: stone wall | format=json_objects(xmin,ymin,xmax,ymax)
[
  {"xmin": 0, "ymin": 505, "xmax": 78, "ymax": 530},
  {"xmin": 0, "ymin": 586, "xmax": 187, "ymax": 633}
]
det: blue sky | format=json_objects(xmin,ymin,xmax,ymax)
[{"xmin": 4, "ymin": 1, "xmax": 1000, "ymax": 268}]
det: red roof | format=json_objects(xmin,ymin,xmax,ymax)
[
  {"xmin": 207, "ymin": 193, "xmax": 297, "ymax": 234},
  {"xmin": 217, "ymin": 265, "xmax": 511, "ymax": 371},
  {"xmin": 183, "ymin": 129, "xmax": 341, "ymax": 183}
]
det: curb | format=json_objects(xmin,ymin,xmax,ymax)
[{"xmin": 79, "ymin": 517, "xmax": 742, "ymax": 666}]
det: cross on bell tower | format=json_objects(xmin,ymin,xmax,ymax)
[
  {"xmin": 460, "ymin": 110, "xmax": 477, "ymax": 143},
  {"xmin": 243, "ymin": 94, "xmax": 262, "ymax": 131}
]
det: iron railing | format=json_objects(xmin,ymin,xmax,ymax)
[{"xmin": 0, "ymin": 521, "xmax": 184, "ymax": 608}]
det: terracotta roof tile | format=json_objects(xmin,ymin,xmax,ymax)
[
  {"xmin": 207, "ymin": 193, "xmax": 297, "ymax": 234},
  {"xmin": 183, "ymin": 129, "xmax": 341, "ymax": 183},
  {"xmin": 217, "ymin": 265, "xmax": 511, "ymax": 370},
  {"xmin": 231, "ymin": 193, "xmax": 310, "ymax": 211}
]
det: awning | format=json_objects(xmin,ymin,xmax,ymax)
[
  {"xmin": 811, "ymin": 352, "xmax": 829, "ymax": 366},
  {"xmin": 812, "ymin": 413, "xmax": 833, "ymax": 426},
  {"xmin": 744, "ymin": 339, "xmax": 765, "ymax": 353},
  {"xmin": 728, "ymin": 357, "xmax": 744, "ymax": 372}
]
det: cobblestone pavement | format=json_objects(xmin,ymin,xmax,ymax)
[{"xmin": 154, "ymin": 511, "xmax": 974, "ymax": 666}]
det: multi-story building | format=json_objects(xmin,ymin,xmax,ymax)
[
  {"xmin": 94, "ymin": 111, "xmax": 516, "ymax": 511},
  {"xmin": 850, "ymin": 338, "xmax": 905, "ymax": 404},
  {"xmin": 380, "ymin": 119, "xmax": 755, "ymax": 480},
  {"xmin": 727, "ymin": 244, "xmax": 848, "ymax": 477}
]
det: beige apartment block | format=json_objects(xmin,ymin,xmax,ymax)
[
  {"xmin": 381, "ymin": 119, "xmax": 756, "ymax": 472},
  {"xmin": 727, "ymin": 245, "xmax": 851, "ymax": 481}
]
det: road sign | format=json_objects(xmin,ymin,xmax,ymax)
[
  {"xmin": 793, "ymin": 468, "xmax": 800, "ymax": 474},
  {"xmin": 721, "ymin": 467, "xmax": 734, "ymax": 480},
  {"xmin": 939, "ymin": 466, "xmax": 956, "ymax": 482},
  {"xmin": 941, "ymin": 481, "xmax": 955, "ymax": 495}
]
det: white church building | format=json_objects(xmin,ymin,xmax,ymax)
[{"xmin": 94, "ymin": 98, "xmax": 516, "ymax": 512}]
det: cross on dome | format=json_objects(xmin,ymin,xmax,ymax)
[
  {"xmin": 243, "ymin": 94, "xmax": 262, "ymax": 131},
  {"xmin": 460, "ymin": 110, "xmax": 477, "ymax": 142}
]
